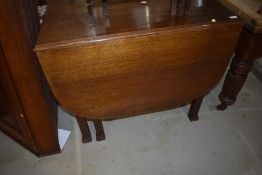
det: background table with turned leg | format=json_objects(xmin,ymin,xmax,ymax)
[{"xmin": 217, "ymin": 0, "xmax": 262, "ymax": 110}]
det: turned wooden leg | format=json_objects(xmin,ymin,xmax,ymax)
[
  {"xmin": 93, "ymin": 120, "xmax": 105, "ymax": 141},
  {"xmin": 75, "ymin": 116, "xmax": 92, "ymax": 143},
  {"xmin": 216, "ymin": 27, "xmax": 262, "ymax": 111},
  {"xmin": 188, "ymin": 97, "xmax": 203, "ymax": 122},
  {"xmin": 217, "ymin": 58, "xmax": 252, "ymax": 111}
]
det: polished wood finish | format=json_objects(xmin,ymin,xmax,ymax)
[
  {"xmin": 0, "ymin": 0, "xmax": 60, "ymax": 156},
  {"xmin": 36, "ymin": 0, "xmax": 241, "ymax": 48},
  {"xmin": 217, "ymin": 27, "xmax": 262, "ymax": 110},
  {"xmin": 37, "ymin": 24, "xmax": 242, "ymax": 119},
  {"xmin": 0, "ymin": 45, "xmax": 32, "ymax": 147},
  {"xmin": 36, "ymin": 0, "xmax": 243, "ymax": 142},
  {"xmin": 36, "ymin": 24, "xmax": 242, "ymax": 119}
]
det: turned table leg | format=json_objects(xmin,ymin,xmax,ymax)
[
  {"xmin": 188, "ymin": 96, "xmax": 203, "ymax": 121},
  {"xmin": 217, "ymin": 27, "xmax": 262, "ymax": 111},
  {"xmin": 217, "ymin": 57, "xmax": 252, "ymax": 111},
  {"xmin": 75, "ymin": 116, "xmax": 92, "ymax": 143},
  {"xmin": 93, "ymin": 120, "xmax": 105, "ymax": 141}
]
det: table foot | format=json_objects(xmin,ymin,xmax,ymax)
[
  {"xmin": 216, "ymin": 103, "xmax": 227, "ymax": 111},
  {"xmin": 218, "ymin": 57, "xmax": 252, "ymax": 111},
  {"xmin": 188, "ymin": 96, "xmax": 203, "ymax": 122},
  {"xmin": 75, "ymin": 116, "xmax": 92, "ymax": 143},
  {"xmin": 93, "ymin": 120, "xmax": 106, "ymax": 141}
]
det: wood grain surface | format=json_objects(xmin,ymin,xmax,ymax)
[
  {"xmin": 36, "ymin": 0, "xmax": 243, "ymax": 120},
  {"xmin": 36, "ymin": 22, "xmax": 242, "ymax": 119}
]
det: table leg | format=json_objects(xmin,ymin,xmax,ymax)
[
  {"xmin": 75, "ymin": 116, "xmax": 92, "ymax": 143},
  {"xmin": 217, "ymin": 27, "xmax": 262, "ymax": 111},
  {"xmin": 217, "ymin": 57, "xmax": 252, "ymax": 111},
  {"xmin": 93, "ymin": 120, "xmax": 105, "ymax": 141},
  {"xmin": 188, "ymin": 96, "xmax": 203, "ymax": 121}
]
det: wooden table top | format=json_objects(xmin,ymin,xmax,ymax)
[
  {"xmin": 36, "ymin": 0, "xmax": 241, "ymax": 50},
  {"xmin": 218, "ymin": 0, "xmax": 262, "ymax": 33}
]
